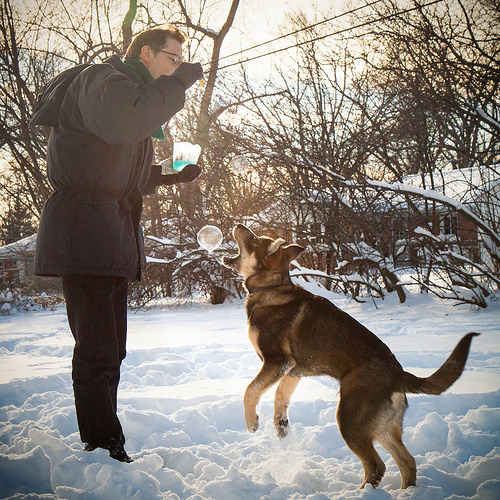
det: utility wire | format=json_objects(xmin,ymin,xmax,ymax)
[
  {"xmin": 214, "ymin": 0, "xmax": 386, "ymax": 65},
  {"xmin": 207, "ymin": 0, "xmax": 443, "ymax": 73}
]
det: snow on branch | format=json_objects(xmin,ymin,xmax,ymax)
[
  {"xmin": 440, "ymin": 250, "xmax": 500, "ymax": 287},
  {"xmin": 365, "ymin": 179, "xmax": 500, "ymax": 246},
  {"xmin": 414, "ymin": 226, "xmax": 442, "ymax": 242},
  {"xmin": 311, "ymin": 163, "xmax": 500, "ymax": 249},
  {"xmin": 290, "ymin": 263, "xmax": 385, "ymax": 300},
  {"xmin": 476, "ymin": 106, "xmax": 500, "ymax": 131}
]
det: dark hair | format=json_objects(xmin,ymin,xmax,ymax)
[{"xmin": 125, "ymin": 26, "xmax": 188, "ymax": 59}]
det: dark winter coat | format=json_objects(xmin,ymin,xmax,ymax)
[{"xmin": 33, "ymin": 55, "xmax": 186, "ymax": 280}]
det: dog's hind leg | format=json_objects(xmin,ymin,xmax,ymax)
[
  {"xmin": 350, "ymin": 440, "xmax": 386, "ymax": 489},
  {"xmin": 336, "ymin": 376, "xmax": 387, "ymax": 488},
  {"xmin": 244, "ymin": 360, "xmax": 291, "ymax": 432},
  {"xmin": 376, "ymin": 393, "xmax": 416, "ymax": 489},
  {"xmin": 378, "ymin": 430, "xmax": 416, "ymax": 488},
  {"xmin": 274, "ymin": 375, "xmax": 300, "ymax": 438}
]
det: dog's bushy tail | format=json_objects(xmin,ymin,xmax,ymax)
[{"xmin": 403, "ymin": 332, "xmax": 479, "ymax": 395}]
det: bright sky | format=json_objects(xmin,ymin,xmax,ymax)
[
  {"xmin": 14, "ymin": 0, "xmax": 350, "ymax": 70},
  {"xmin": 202, "ymin": 0, "xmax": 350, "ymax": 81},
  {"xmin": 228, "ymin": 0, "xmax": 338, "ymax": 49}
]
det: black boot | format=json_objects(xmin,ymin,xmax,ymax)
[{"xmin": 105, "ymin": 437, "xmax": 134, "ymax": 463}]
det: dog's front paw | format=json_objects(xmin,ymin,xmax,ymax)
[
  {"xmin": 275, "ymin": 417, "xmax": 289, "ymax": 439},
  {"xmin": 246, "ymin": 414, "xmax": 259, "ymax": 433}
]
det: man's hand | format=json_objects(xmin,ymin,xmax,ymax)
[
  {"xmin": 176, "ymin": 164, "xmax": 201, "ymax": 183},
  {"xmin": 159, "ymin": 164, "xmax": 201, "ymax": 186},
  {"xmin": 172, "ymin": 63, "xmax": 204, "ymax": 90}
]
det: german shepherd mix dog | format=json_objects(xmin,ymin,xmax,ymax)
[{"xmin": 223, "ymin": 224, "xmax": 479, "ymax": 490}]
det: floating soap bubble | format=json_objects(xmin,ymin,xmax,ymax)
[
  {"xmin": 229, "ymin": 155, "xmax": 250, "ymax": 174},
  {"xmin": 227, "ymin": 114, "xmax": 242, "ymax": 126},
  {"xmin": 197, "ymin": 225, "xmax": 223, "ymax": 252}
]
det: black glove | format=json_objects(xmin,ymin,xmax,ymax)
[
  {"xmin": 172, "ymin": 62, "xmax": 204, "ymax": 90},
  {"xmin": 161, "ymin": 164, "xmax": 202, "ymax": 185},
  {"xmin": 176, "ymin": 164, "xmax": 202, "ymax": 183}
]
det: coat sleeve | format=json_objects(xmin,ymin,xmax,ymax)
[
  {"xmin": 77, "ymin": 66, "xmax": 186, "ymax": 144},
  {"xmin": 142, "ymin": 164, "xmax": 196, "ymax": 195}
]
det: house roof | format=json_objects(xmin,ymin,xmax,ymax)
[
  {"xmin": 402, "ymin": 166, "xmax": 500, "ymax": 204},
  {"xmin": 0, "ymin": 234, "xmax": 37, "ymax": 259},
  {"xmin": 251, "ymin": 165, "xmax": 500, "ymax": 226}
]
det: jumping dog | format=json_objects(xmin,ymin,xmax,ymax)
[{"xmin": 223, "ymin": 224, "xmax": 478, "ymax": 489}]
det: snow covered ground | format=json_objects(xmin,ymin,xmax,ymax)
[{"xmin": 0, "ymin": 291, "xmax": 499, "ymax": 499}]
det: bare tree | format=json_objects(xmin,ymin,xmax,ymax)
[
  {"xmin": 0, "ymin": 0, "xmax": 52, "ymax": 222},
  {"xmin": 221, "ymin": 0, "xmax": 499, "ymax": 306},
  {"xmin": 2, "ymin": 0, "xmax": 498, "ymax": 307},
  {"xmin": 0, "ymin": 0, "xmax": 126, "ymax": 244}
]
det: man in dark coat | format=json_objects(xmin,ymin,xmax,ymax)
[{"xmin": 33, "ymin": 26, "xmax": 203, "ymax": 462}]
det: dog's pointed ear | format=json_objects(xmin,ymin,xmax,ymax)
[{"xmin": 283, "ymin": 244, "xmax": 305, "ymax": 263}]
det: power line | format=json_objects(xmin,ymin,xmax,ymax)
[
  {"xmin": 214, "ymin": 0, "xmax": 386, "ymax": 65},
  {"xmin": 207, "ymin": 0, "xmax": 444, "ymax": 74}
]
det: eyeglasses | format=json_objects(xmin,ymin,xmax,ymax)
[{"xmin": 159, "ymin": 50, "xmax": 183, "ymax": 64}]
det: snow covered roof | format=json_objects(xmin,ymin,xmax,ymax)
[
  {"xmin": 401, "ymin": 166, "xmax": 500, "ymax": 204},
  {"xmin": 0, "ymin": 234, "xmax": 37, "ymax": 258}
]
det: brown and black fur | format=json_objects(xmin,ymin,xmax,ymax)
[{"xmin": 223, "ymin": 224, "xmax": 479, "ymax": 490}]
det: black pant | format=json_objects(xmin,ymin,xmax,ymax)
[{"xmin": 62, "ymin": 273, "xmax": 128, "ymax": 446}]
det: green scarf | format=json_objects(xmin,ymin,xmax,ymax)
[{"xmin": 122, "ymin": 58, "xmax": 165, "ymax": 140}]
